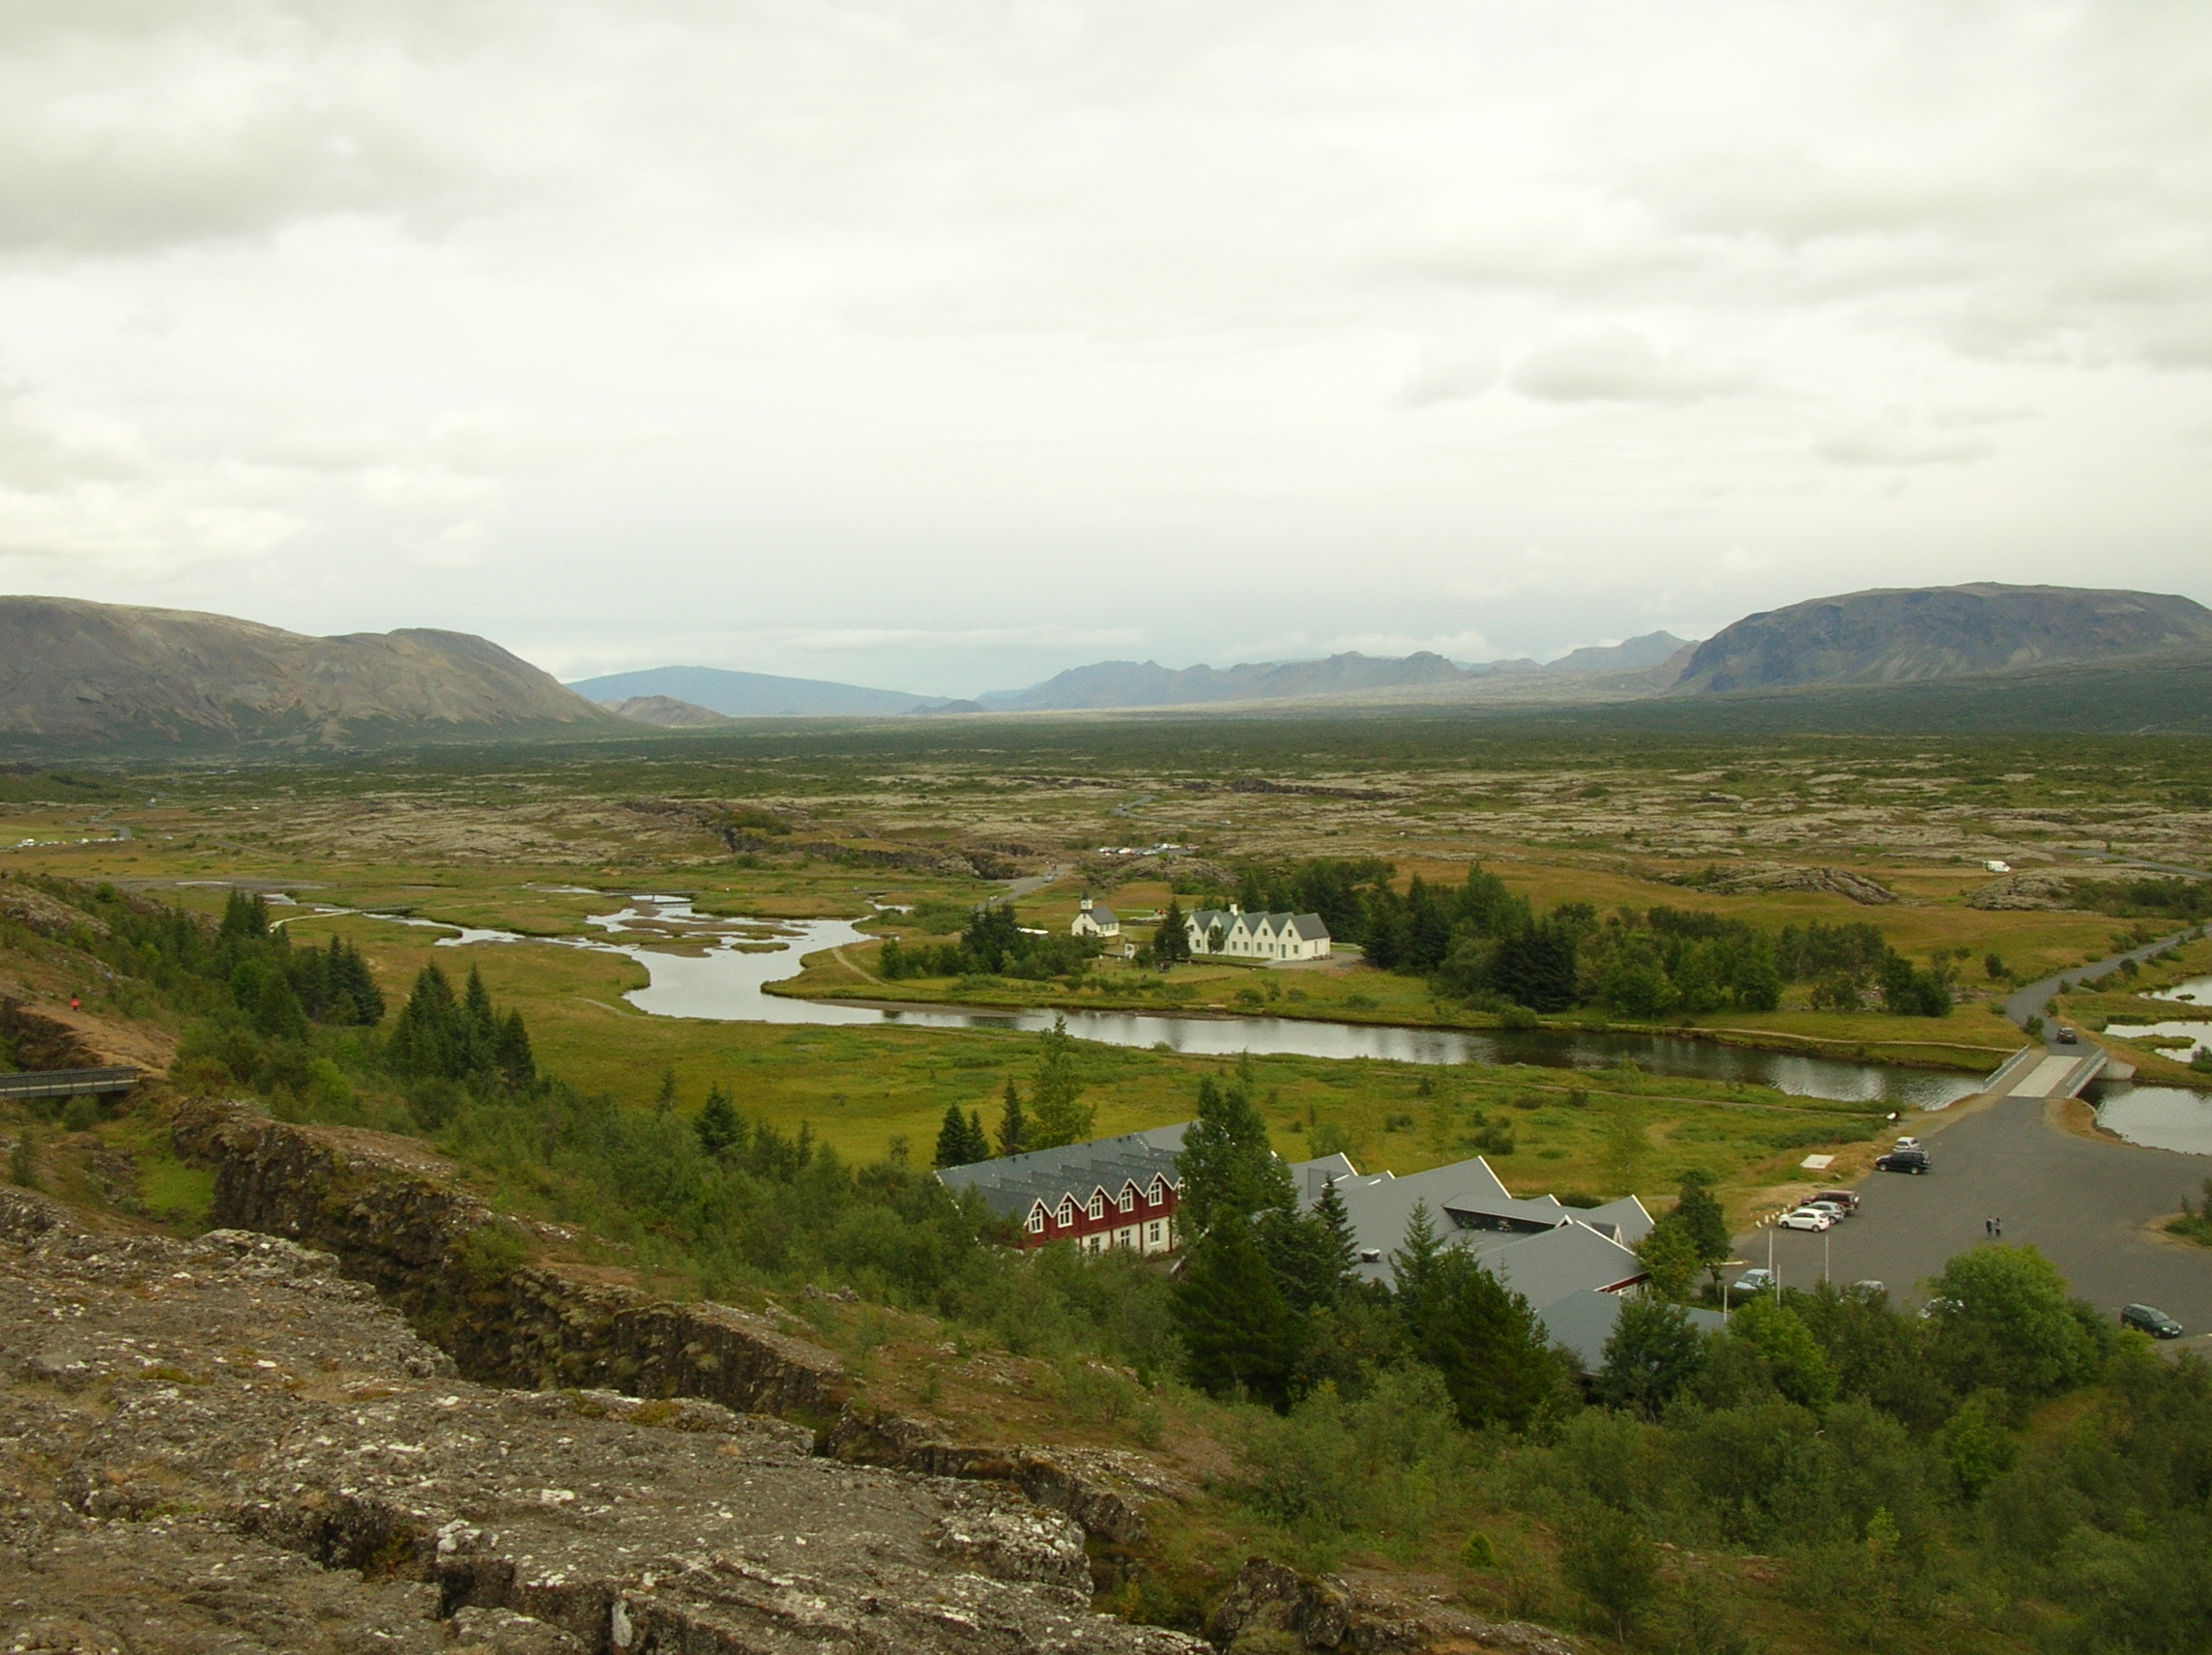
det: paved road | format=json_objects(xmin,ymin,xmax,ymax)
[
  {"xmin": 2002, "ymin": 923, "xmax": 2208, "ymax": 1031},
  {"xmin": 1739, "ymin": 1092, "xmax": 2212, "ymax": 1353}
]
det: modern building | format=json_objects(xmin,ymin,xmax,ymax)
[
  {"xmin": 1184, "ymin": 905, "xmax": 1332, "ymax": 962},
  {"xmin": 1306, "ymin": 1152, "xmax": 1658, "ymax": 1337}
]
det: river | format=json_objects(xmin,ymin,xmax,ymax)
[{"xmin": 344, "ymin": 895, "xmax": 1989, "ymax": 1110}]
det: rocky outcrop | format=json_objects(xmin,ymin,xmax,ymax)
[
  {"xmin": 0, "ymin": 1186, "xmax": 1205, "ymax": 1654},
  {"xmin": 1207, "ymin": 1557, "xmax": 1580, "ymax": 1654},
  {"xmin": 1671, "ymin": 862, "xmax": 1899, "ymax": 905},
  {"xmin": 171, "ymin": 1101, "xmax": 1164, "ymax": 1547}
]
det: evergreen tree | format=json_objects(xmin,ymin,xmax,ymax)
[
  {"xmin": 1313, "ymin": 1176, "xmax": 1360, "ymax": 1283},
  {"xmin": 1155, "ymin": 898, "xmax": 1189, "ymax": 968},
  {"xmin": 655, "ymin": 1068, "xmax": 679, "ymax": 1116},
  {"xmin": 1257, "ymin": 1205, "xmax": 1353, "ymax": 1315},
  {"xmin": 1173, "ymin": 1216, "xmax": 1299, "ymax": 1404},
  {"xmin": 220, "ymin": 888, "xmax": 269, "ymax": 941},
  {"xmin": 695, "ymin": 1085, "xmax": 742, "ymax": 1157},
  {"xmin": 462, "ymin": 966, "xmax": 500, "ymax": 1070},
  {"xmin": 252, "ymin": 969, "xmax": 307, "ymax": 1040},
  {"xmin": 995, "ymin": 1076, "xmax": 1027, "ymax": 1157},
  {"xmin": 936, "ymin": 1103, "xmax": 983, "ymax": 1168},
  {"xmin": 497, "ymin": 1010, "xmax": 536, "ymax": 1090},
  {"xmin": 1410, "ymin": 1249, "xmax": 1566, "ymax": 1432},
  {"xmin": 966, "ymin": 1109, "xmax": 989, "ymax": 1163},
  {"xmin": 1027, "ymin": 1016, "xmax": 1093, "ymax": 1148},
  {"xmin": 387, "ymin": 963, "xmax": 461, "ymax": 1078},
  {"xmin": 329, "ymin": 937, "xmax": 385, "ymax": 1024},
  {"xmin": 1389, "ymin": 1199, "xmax": 1445, "ymax": 1317},
  {"xmin": 1177, "ymin": 1075, "xmax": 1294, "ymax": 1237}
]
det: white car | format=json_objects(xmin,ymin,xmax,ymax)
[
  {"xmin": 1778, "ymin": 1207, "xmax": 1835, "ymax": 1232},
  {"xmin": 1893, "ymin": 1136, "xmax": 1922, "ymax": 1152}
]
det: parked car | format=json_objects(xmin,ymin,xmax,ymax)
[
  {"xmin": 1813, "ymin": 1189, "xmax": 1861, "ymax": 1213},
  {"xmin": 1732, "ymin": 1267, "xmax": 1775, "ymax": 1295},
  {"xmin": 1893, "ymin": 1136, "xmax": 1922, "ymax": 1152},
  {"xmin": 1778, "ymin": 1207, "xmax": 1834, "ymax": 1232},
  {"xmin": 1875, "ymin": 1148, "xmax": 1932, "ymax": 1174},
  {"xmin": 1806, "ymin": 1201, "xmax": 1850, "ymax": 1222},
  {"xmin": 2121, "ymin": 1303, "xmax": 2184, "ymax": 1339},
  {"xmin": 2056, "ymin": 1026, "xmax": 2079, "ymax": 1045}
]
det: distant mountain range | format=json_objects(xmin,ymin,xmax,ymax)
[
  {"xmin": 567, "ymin": 665, "xmax": 943, "ymax": 717},
  {"xmin": 8, "ymin": 584, "xmax": 2210, "ymax": 756},
  {"xmin": 0, "ymin": 595, "xmax": 618, "ymax": 755}
]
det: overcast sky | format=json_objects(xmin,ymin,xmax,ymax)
[{"xmin": 2, "ymin": 1, "xmax": 2208, "ymax": 696}]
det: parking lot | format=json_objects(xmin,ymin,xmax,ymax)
[{"xmin": 1737, "ymin": 1091, "xmax": 2212, "ymax": 1351}]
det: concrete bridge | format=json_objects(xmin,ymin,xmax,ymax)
[{"xmin": 0, "ymin": 1065, "xmax": 141, "ymax": 1101}]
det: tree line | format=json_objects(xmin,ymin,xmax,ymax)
[
  {"xmin": 1196, "ymin": 859, "xmax": 1957, "ymax": 1018},
  {"xmin": 877, "ymin": 902, "xmax": 1102, "ymax": 981}
]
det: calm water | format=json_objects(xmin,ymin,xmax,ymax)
[
  {"xmin": 2094, "ymin": 1085, "xmax": 2212, "ymax": 1156},
  {"xmin": 347, "ymin": 896, "xmax": 1984, "ymax": 1108}
]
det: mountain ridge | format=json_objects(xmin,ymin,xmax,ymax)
[
  {"xmin": 568, "ymin": 665, "xmax": 937, "ymax": 717},
  {"xmin": 0, "ymin": 595, "xmax": 618, "ymax": 755}
]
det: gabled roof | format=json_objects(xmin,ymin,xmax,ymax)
[
  {"xmin": 1479, "ymin": 1220, "xmax": 1649, "ymax": 1312},
  {"xmin": 937, "ymin": 1127, "xmax": 1184, "ymax": 1221},
  {"xmin": 1575, "ymin": 1194, "xmax": 1655, "ymax": 1247}
]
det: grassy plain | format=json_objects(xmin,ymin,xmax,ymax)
[{"xmin": 3, "ymin": 718, "xmax": 2204, "ymax": 1217}]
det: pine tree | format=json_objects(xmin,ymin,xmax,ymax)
[
  {"xmin": 1257, "ymin": 1205, "xmax": 1350, "ymax": 1315},
  {"xmin": 695, "ymin": 1085, "xmax": 742, "ymax": 1157},
  {"xmin": 995, "ymin": 1076, "xmax": 1027, "ymax": 1157},
  {"xmin": 965, "ymin": 1109, "xmax": 990, "ymax": 1163},
  {"xmin": 936, "ymin": 1103, "xmax": 978, "ymax": 1168},
  {"xmin": 462, "ymin": 966, "xmax": 500, "ymax": 1073},
  {"xmin": 1026, "ymin": 1016, "xmax": 1093, "ymax": 1148},
  {"xmin": 387, "ymin": 963, "xmax": 460, "ymax": 1078},
  {"xmin": 497, "ymin": 1010, "xmax": 536, "ymax": 1090},
  {"xmin": 1313, "ymin": 1176, "xmax": 1359, "ymax": 1286},
  {"xmin": 655, "ymin": 1068, "xmax": 679, "ymax": 1116},
  {"xmin": 1389, "ymin": 1199, "xmax": 1444, "ymax": 1317},
  {"xmin": 1173, "ymin": 1217, "xmax": 1298, "ymax": 1404},
  {"xmin": 1155, "ymin": 898, "xmax": 1188, "ymax": 968},
  {"xmin": 1178, "ymin": 1075, "xmax": 1295, "ymax": 1237},
  {"xmin": 1411, "ymin": 1249, "xmax": 1566, "ymax": 1432},
  {"xmin": 252, "ymin": 970, "xmax": 307, "ymax": 1039},
  {"xmin": 220, "ymin": 888, "xmax": 269, "ymax": 941}
]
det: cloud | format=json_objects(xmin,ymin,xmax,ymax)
[
  {"xmin": 1812, "ymin": 414, "xmax": 1995, "ymax": 468},
  {"xmin": 1395, "ymin": 352, "xmax": 1499, "ymax": 408},
  {"xmin": 1509, "ymin": 327, "xmax": 1764, "ymax": 405}
]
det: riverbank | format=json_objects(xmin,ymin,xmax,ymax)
[{"xmin": 768, "ymin": 938, "xmax": 2019, "ymax": 1078}]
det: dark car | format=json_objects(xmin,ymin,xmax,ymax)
[
  {"xmin": 1875, "ymin": 1148, "xmax": 1931, "ymax": 1174},
  {"xmin": 2055, "ymin": 1026, "xmax": 2079, "ymax": 1045},
  {"xmin": 2121, "ymin": 1303, "xmax": 2184, "ymax": 1339},
  {"xmin": 1813, "ymin": 1188, "xmax": 1861, "ymax": 1213}
]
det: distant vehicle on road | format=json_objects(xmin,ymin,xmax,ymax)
[
  {"xmin": 2056, "ymin": 1026, "xmax": 2079, "ymax": 1045},
  {"xmin": 1875, "ymin": 1148, "xmax": 1931, "ymax": 1174},
  {"xmin": 1813, "ymin": 1189, "xmax": 1861, "ymax": 1213},
  {"xmin": 2121, "ymin": 1303, "xmax": 2184, "ymax": 1339},
  {"xmin": 1732, "ymin": 1267, "xmax": 1774, "ymax": 1295},
  {"xmin": 1778, "ymin": 1207, "xmax": 1835, "ymax": 1232}
]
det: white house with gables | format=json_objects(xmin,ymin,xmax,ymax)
[
  {"xmin": 1185, "ymin": 905, "xmax": 1331, "ymax": 962},
  {"xmin": 1069, "ymin": 896, "xmax": 1121, "ymax": 939}
]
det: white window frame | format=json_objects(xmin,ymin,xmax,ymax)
[
  {"xmin": 1028, "ymin": 1206, "xmax": 1046, "ymax": 1234},
  {"xmin": 1058, "ymin": 1200, "xmax": 1074, "ymax": 1228},
  {"xmin": 1088, "ymin": 1191, "xmax": 1105, "ymax": 1221}
]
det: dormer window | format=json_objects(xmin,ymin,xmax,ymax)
[
  {"xmin": 1058, "ymin": 1200, "xmax": 1074, "ymax": 1228},
  {"xmin": 1028, "ymin": 1206, "xmax": 1046, "ymax": 1234},
  {"xmin": 1119, "ymin": 1187, "xmax": 1135, "ymax": 1214},
  {"xmin": 1088, "ymin": 1192, "xmax": 1105, "ymax": 1221},
  {"xmin": 1149, "ymin": 1180, "xmax": 1164, "ymax": 1205}
]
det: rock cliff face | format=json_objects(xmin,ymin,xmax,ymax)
[
  {"xmin": 0, "ymin": 1185, "xmax": 1204, "ymax": 1654},
  {"xmin": 0, "ymin": 595, "xmax": 623, "ymax": 753},
  {"xmin": 1669, "ymin": 583, "xmax": 2212, "ymax": 695},
  {"xmin": 169, "ymin": 1102, "xmax": 1154, "ymax": 1548}
]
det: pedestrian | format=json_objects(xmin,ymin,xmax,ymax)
[
  {"xmin": 1984, "ymin": 1217, "xmax": 1993, "ymax": 1239},
  {"xmin": 1994, "ymin": 1217, "xmax": 2002, "ymax": 1239}
]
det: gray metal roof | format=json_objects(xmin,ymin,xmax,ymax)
[
  {"xmin": 936, "ymin": 1126, "xmax": 1184, "ymax": 1221},
  {"xmin": 1539, "ymin": 1289, "xmax": 1729, "ymax": 1373}
]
